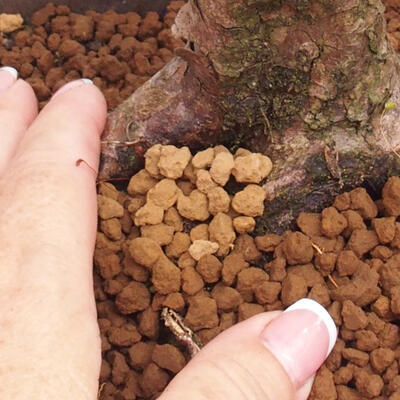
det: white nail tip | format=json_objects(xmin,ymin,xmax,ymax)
[
  {"xmin": 0, "ymin": 66, "xmax": 18, "ymax": 79},
  {"xmin": 81, "ymin": 78, "xmax": 93, "ymax": 84},
  {"xmin": 285, "ymin": 298, "xmax": 337, "ymax": 356}
]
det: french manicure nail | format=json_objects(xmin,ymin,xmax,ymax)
[
  {"xmin": 260, "ymin": 298, "xmax": 337, "ymax": 388},
  {"xmin": 0, "ymin": 66, "xmax": 18, "ymax": 91},
  {"xmin": 52, "ymin": 78, "xmax": 93, "ymax": 99}
]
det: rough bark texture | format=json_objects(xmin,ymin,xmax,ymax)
[{"xmin": 100, "ymin": 0, "xmax": 400, "ymax": 232}]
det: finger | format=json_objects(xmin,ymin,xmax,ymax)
[
  {"xmin": 16, "ymin": 78, "xmax": 105, "ymax": 172},
  {"xmin": 0, "ymin": 79, "xmax": 107, "ymax": 399},
  {"xmin": 160, "ymin": 299, "xmax": 337, "ymax": 400},
  {"xmin": 0, "ymin": 66, "xmax": 38, "ymax": 174},
  {"xmin": 7, "ymin": 78, "xmax": 107, "ymax": 253}
]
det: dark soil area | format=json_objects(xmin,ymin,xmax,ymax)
[
  {"xmin": 3, "ymin": 2, "xmax": 400, "ymax": 400},
  {"xmin": 0, "ymin": 1, "xmax": 185, "ymax": 110}
]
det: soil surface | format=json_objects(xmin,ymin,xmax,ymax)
[
  {"xmin": 3, "ymin": 2, "xmax": 400, "ymax": 400},
  {"xmin": 95, "ymin": 140, "xmax": 400, "ymax": 400},
  {"xmin": 0, "ymin": 1, "xmax": 185, "ymax": 109}
]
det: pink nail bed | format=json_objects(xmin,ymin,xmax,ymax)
[
  {"xmin": 260, "ymin": 298, "xmax": 337, "ymax": 388},
  {"xmin": 52, "ymin": 78, "xmax": 93, "ymax": 99},
  {"xmin": 0, "ymin": 66, "xmax": 18, "ymax": 91}
]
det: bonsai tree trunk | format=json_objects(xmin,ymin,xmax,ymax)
[{"xmin": 99, "ymin": 0, "xmax": 400, "ymax": 232}]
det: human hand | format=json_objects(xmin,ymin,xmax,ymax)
[
  {"xmin": 0, "ymin": 66, "xmax": 336, "ymax": 400},
  {"xmin": 0, "ymin": 66, "xmax": 107, "ymax": 399},
  {"xmin": 160, "ymin": 298, "xmax": 337, "ymax": 400}
]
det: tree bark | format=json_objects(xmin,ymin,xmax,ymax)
[{"xmin": 99, "ymin": 0, "xmax": 400, "ymax": 232}]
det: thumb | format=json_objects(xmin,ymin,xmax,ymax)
[{"xmin": 160, "ymin": 299, "xmax": 337, "ymax": 400}]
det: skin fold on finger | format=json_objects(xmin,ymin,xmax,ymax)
[
  {"xmin": 160, "ymin": 312, "xmax": 295, "ymax": 400},
  {"xmin": 0, "ymin": 77, "xmax": 38, "ymax": 175},
  {"xmin": 0, "ymin": 82, "xmax": 106, "ymax": 400}
]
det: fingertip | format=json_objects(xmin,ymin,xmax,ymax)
[
  {"xmin": 0, "ymin": 78, "xmax": 38, "ymax": 123},
  {"xmin": 48, "ymin": 79, "xmax": 107, "ymax": 134},
  {"xmin": 261, "ymin": 298, "xmax": 336, "ymax": 388}
]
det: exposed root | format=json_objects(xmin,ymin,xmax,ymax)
[
  {"xmin": 97, "ymin": 383, "xmax": 106, "ymax": 399},
  {"xmin": 312, "ymin": 242, "xmax": 339, "ymax": 288},
  {"xmin": 312, "ymin": 242, "xmax": 323, "ymax": 254},
  {"xmin": 161, "ymin": 307, "xmax": 202, "ymax": 358}
]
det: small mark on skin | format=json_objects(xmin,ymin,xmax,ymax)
[{"xmin": 76, "ymin": 158, "xmax": 97, "ymax": 175}]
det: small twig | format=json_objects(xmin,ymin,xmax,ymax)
[
  {"xmin": 311, "ymin": 242, "xmax": 323, "ymax": 254},
  {"xmin": 100, "ymin": 139, "xmax": 141, "ymax": 146},
  {"xmin": 259, "ymin": 103, "xmax": 274, "ymax": 143},
  {"xmin": 328, "ymin": 274, "xmax": 339, "ymax": 289},
  {"xmin": 97, "ymin": 383, "xmax": 106, "ymax": 399},
  {"xmin": 312, "ymin": 242, "xmax": 339, "ymax": 288},
  {"xmin": 161, "ymin": 307, "xmax": 202, "ymax": 358}
]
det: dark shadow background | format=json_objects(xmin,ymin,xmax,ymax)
[{"xmin": 0, "ymin": 0, "xmax": 169, "ymax": 18}]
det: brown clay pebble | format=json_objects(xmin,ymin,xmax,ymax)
[
  {"xmin": 372, "ymin": 217, "xmax": 396, "ymax": 244},
  {"xmin": 297, "ymin": 212, "xmax": 322, "ymax": 237},
  {"xmin": 184, "ymin": 296, "xmax": 219, "ymax": 331},
  {"xmin": 309, "ymin": 366, "xmax": 337, "ymax": 400},
  {"xmin": 222, "ymin": 252, "xmax": 249, "ymax": 286},
  {"xmin": 383, "ymin": 176, "xmax": 400, "ymax": 216},
  {"xmin": 321, "ymin": 206, "xmax": 348, "ymax": 238},
  {"xmin": 115, "ymin": 282, "xmax": 151, "ymax": 314},
  {"xmin": 129, "ymin": 237, "xmax": 163, "ymax": 268},
  {"xmin": 341, "ymin": 300, "xmax": 368, "ymax": 330},
  {"xmin": 209, "ymin": 212, "xmax": 236, "ymax": 256},
  {"xmin": 152, "ymin": 344, "xmax": 186, "ymax": 373},
  {"xmin": 282, "ymin": 232, "xmax": 314, "ymax": 265},
  {"xmin": 177, "ymin": 190, "xmax": 210, "ymax": 221},
  {"xmin": 236, "ymin": 267, "xmax": 269, "ymax": 302},
  {"xmin": 146, "ymin": 179, "xmax": 179, "ymax": 210},
  {"xmin": 134, "ymin": 202, "xmax": 164, "ymax": 226},
  {"xmin": 281, "ymin": 273, "xmax": 308, "ymax": 306},
  {"xmin": 355, "ymin": 369, "xmax": 384, "ymax": 397},
  {"xmin": 211, "ymin": 283, "xmax": 243, "ymax": 311},
  {"xmin": 233, "ymin": 216, "xmax": 256, "ymax": 234},
  {"xmin": 370, "ymin": 347, "xmax": 395, "ymax": 373},
  {"xmin": 191, "ymin": 147, "xmax": 215, "ymax": 169},
  {"xmin": 163, "ymin": 292, "xmax": 185, "ymax": 311},
  {"xmin": 254, "ymin": 281, "xmax": 281, "ymax": 304},
  {"xmin": 140, "ymin": 223, "xmax": 174, "ymax": 246},
  {"xmin": 196, "ymin": 254, "xmax": 222, "ymax": 283},
  {"xmin": 231, "ymin": 184, "xmax": 266, "ymax": 217},
  {"xmin": 347, "ymin": 229, "xmax": 379, "ymax": 257},
  {"xmin": 128, "ymin": 341, "xmax": 155, "ymax": 370},
  {"xmin": 232, "ymin": 153, "xmax": 272, "ymax": 183},
  {"xmin": 350, "ymin": 187, "xmax": 378, "ymax": 219},
  {"xmin": 342, "ymin": 347, "xmax": 369, "ymax": 367},
  {"xmin": 140, "ymin": 363, "xmax": 169, "ymax": 396},
  {"xmin": 151, "ymin": 256, "xmax": 181, "ymax": 294},
  {"xmin": 190, "ymin": 224, "xmax": 209, "ymax": 241},
  {"xmin": 209, "ymin": 151, "xmax": 234, "ymax": 186},
  {"xmin": 181, "ymin": 266, "xmax": 204, "ymax": 295},
  {"xmin": 158, "ymin": 145, "xmax": 191, "ymax": 179},
  {"xmin": 98, "ymin": 195, "xmax": 124, "ymax": 220},
  {"xmin": 336, "ymin": 250, "xmax": 361, "ymax": 276}
]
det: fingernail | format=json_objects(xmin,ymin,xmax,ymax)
[
  {"xmin": 52, "ymin": 78, "xmax": 93, "ymax": 99},
  {"xmin": 260, "ymin": 298, "xmax": 337, "ymax": 388},
  {"xmin": 0, "ymin": 66, "xmax": 18, "ymax": 91}
]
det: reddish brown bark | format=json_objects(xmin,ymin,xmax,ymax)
[{"xmin": 100, "ymin": 0, "xmax": 400, "ymax": 231}]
